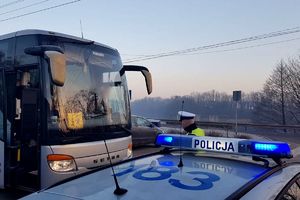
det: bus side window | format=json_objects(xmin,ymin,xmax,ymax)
[
  {"xmin": 17, "ymin": 69, "xmax": 40, "ymax": 89},
  {"xmin": 15, "ymin": 69, "xmax": 39, "ymax": 136},
  {"xmin": 15, "ymin": 36, "xmax": 38, "ymax": 66},
  {"xmin": 0, "ymin": 38, "xmax": 14, "ymax": 68}
]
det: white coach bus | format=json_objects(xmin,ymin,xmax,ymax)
[{"xmin": 0, "ymin": 30, "xmax": 152, "ymax": 191}]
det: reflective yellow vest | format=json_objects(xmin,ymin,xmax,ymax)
[{"xmin": 191, "ymin": 128, "xmax": 205, "ymax": 136}]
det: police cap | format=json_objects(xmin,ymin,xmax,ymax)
[{"xmin": 178, "ymin": 111, "xmax": 196, "ymax": 121}]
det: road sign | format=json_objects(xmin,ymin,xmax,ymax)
[{"xmin": 233, "ymin": 91, "xmax": 241, "ymax": 101}]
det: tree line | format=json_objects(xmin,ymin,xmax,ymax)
[{"xmin": 131, "ymin": 55, "xmax": 300, "ymax": 125}]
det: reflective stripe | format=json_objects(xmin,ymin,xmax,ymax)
[{"xmin": 192, "ymin": 128, "xmax": 205, "ymax": 136}]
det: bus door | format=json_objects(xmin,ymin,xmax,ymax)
[
  {"xmin": 4, "ymin": 69, "xmax": 40, "ymax": 191},
  {"xmin": 0, "ymin": 69, "xmax": 14, "ymax": 190},
  {"xmin": 0, "ymin": 68, "xmax": 5, "ymax": 189},
  {"xmin": 0, "ymin": 140, "xmax": 4, "ymax": 189}
]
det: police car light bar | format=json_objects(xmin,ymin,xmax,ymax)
[{"xmin": 156, "ymin": 134, "xmax": 292, "ymax": 159}]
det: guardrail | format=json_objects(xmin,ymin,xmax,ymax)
[{"xmin": 159, "ymin": 119, "xmax": 300, "ymax": 134}]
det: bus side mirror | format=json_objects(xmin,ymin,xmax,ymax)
[
  {"xmin": 44, "ymin": 51, "xmax": 66, "ymax": 87},
  {"xmin": 120, "ymin": 65, "xmax": 152, "ymax": 95},
  {"xmin": 25, "ymin": 45, "xmax": 66, "ymax": 87}
]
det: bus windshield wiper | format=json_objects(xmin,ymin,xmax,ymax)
[
  {"xmin": 87, "ymin": 113, "xmax": 106, "ymax": 119},
  {"xmin": 114, "ymin": 125, "xmax": 132, "ymax": 134},
  {"xmin": 65, "ymin": 40, "xmax": 94, "ymax": 45},
  {"xmin": 61, "ymin": 136, "xmax": 85, "ymax": 144}
]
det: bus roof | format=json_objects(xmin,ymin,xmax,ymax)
[{"xmin": 0, "ymin": 29, "xmax": 117, "ymax": 51}]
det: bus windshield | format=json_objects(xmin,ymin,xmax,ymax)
[{"xmin": 46, "ymin": 42, "xmax": 130, "ymax": 141}]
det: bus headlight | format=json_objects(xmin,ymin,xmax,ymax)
[
  {"xmin": 47, "ymin": 154, "xmax": 77, "ymax": 172},
  {"xmin": 127, "ymin": 143, "xmax": 133, "ymax": 158}
]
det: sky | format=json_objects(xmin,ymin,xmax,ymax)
[{"xmin": 1, "ymin": 0, "xmax": 300, "ymax": 100}]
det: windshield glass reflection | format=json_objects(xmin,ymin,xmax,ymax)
[{"xmin": 48, "ymin": 43, "xmax": 129, "ymax": 133}]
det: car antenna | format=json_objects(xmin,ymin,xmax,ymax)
[
  {"xmin": 178, "ymin": 100, "xmax": 184, "ymax": 168},
  {"xmin": 102, "ymin": 132, "xmax": 128, "ymax": 195}
]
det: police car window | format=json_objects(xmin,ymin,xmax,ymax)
[{"xmin": 279, "ymin": 176, "xmax": 300, "ymax": 200}]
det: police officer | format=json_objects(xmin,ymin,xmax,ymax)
[{"xmin": 178, "ymin": 111, "xmax": 205, "ymax": 136}]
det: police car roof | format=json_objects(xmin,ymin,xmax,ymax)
[{"xmin": 22, "ymin": 151, "xmax": 273, "ymax": 200}]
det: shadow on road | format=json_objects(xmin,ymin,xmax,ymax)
[{"xmin": 0, "ymin": 189, "xmax": 29, "ymax": 200}]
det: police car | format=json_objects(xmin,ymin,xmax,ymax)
[{"xmin": 21, "ymin": 134, "xmax": 300, "ymax": 200}]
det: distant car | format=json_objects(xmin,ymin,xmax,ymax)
[
  {"xmin": 22, "ymin": 134, "xmax": 300, "ymax": 200},
  {"xmin": 131, "ymin": 115, "xmax": 165, "ymax": 147}
]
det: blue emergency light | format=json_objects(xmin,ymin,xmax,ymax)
[
  {"xmin": 163, "ymin": 136, "xmax": 173, "ymax": 143},
  {"xmin": 156, "ymin": 134, "xmax": 193, "ymax": 147},
  {"xmin": 238, "ymin": 140, "xmax": 292, "ymax": 158},
  {"xmin": 253, "ymin": 142, "xmax": 291, "ymax": 157},
  {"xmin": 156, "ymin": 134, "xmax": 292, "ymax": 159},
  {"xmin": 255, "ymin": 143, "xmax": 278, "ymax": 151}
]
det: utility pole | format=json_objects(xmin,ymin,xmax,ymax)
[{"xmin": 233, "ymin": 90, "xmax": 241, "ymax": 135}]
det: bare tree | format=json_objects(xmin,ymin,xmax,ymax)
[
  {"xmin": 261, "ymin": 60, "xmax": 288, "ymax": 124},
  {"xmin": 255, "ymin": 58, "xmax": 300, "ymax": 125},
  {"xmin": 285, "ymin": 57, "xmax": 300, "ymax": 123}
]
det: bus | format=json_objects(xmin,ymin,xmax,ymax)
[{"xmin": 0, "ymin": 30, "xmax": 152, "ymax": 191}]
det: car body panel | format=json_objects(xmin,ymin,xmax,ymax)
[
  {"xmin": 23, "ymin": 192, "xmax": 77, "ymax": 200},
  {"xmin": 241, "ymin": 164, "xmax": 300, "ymax": 200},
  {"xmin": 131, "ymin": 126, "xmax": 155, "ymax": 146},
  {"xmin": 22, "ymin": 152, "xmax": 270, "ymax": 200},
  {"xmin": 131, "ymin": 116, "xmax": 163, "ymax": 146}
]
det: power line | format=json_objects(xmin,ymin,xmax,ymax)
[
  {"xmin": 122, "ymin": 27, "xmax": 300, "ymax": 59},
  {"xmin": 0, "ymin": 0, "xmax": 25, "ymax": 9},
  {"xmin": 0, "ymin": 0, "xmax": 80, "ymax": 22},
  {"xmin": 180, "ymin": 37, "xmax": 300, "ymax": 56},
  {"xmin": 123, "ymin": 26, "xmax": 300, "ymax": 63},
  {"xmin": 132, "ymin": 26, "xmax": 300, "ymax": 60},
  {"xmin": 125, "ymin": 27, "xmax": 300, "ymax": 62},
  {"xmin": 121, "ymin": 53, "xmax": 151, "ymax": 57},
  {"xmin": 0, "ymin": 0, "xmax": 50, "ymax": 16}
]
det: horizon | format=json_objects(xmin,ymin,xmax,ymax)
[{"xmin": 131, "ymin": 89, "xmax": 258, "ymax": 101}]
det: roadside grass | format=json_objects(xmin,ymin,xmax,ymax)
[{"xmin": 162, "ymin": 127, "xmax": 254, "ymax": 139}]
